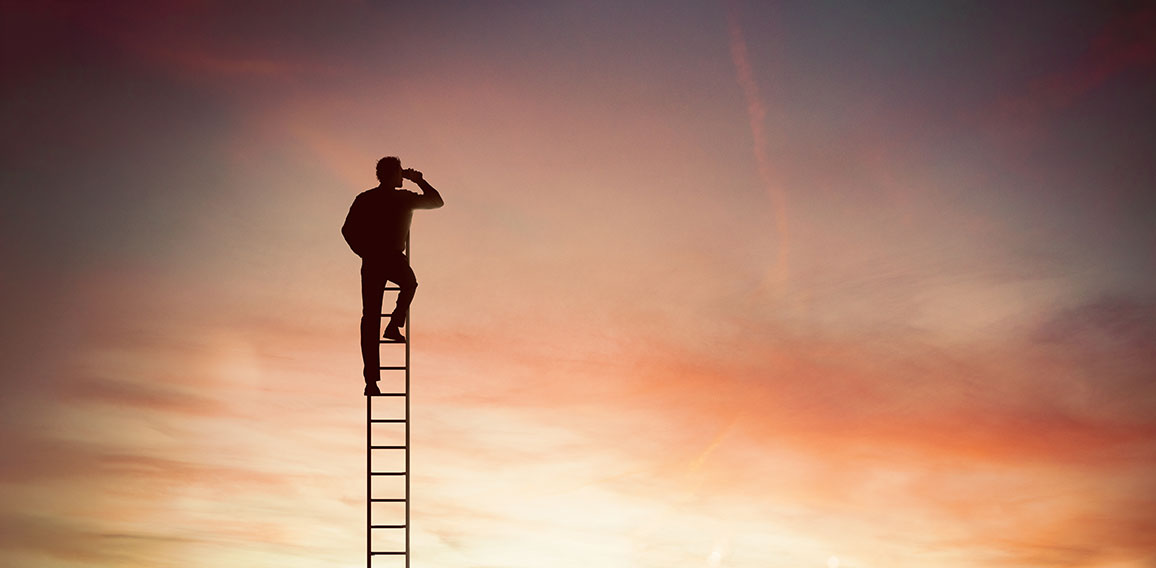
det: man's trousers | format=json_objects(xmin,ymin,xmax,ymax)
[{"xmin": 360, "ymin": 252, "xmax": 417, "ymax": 384}]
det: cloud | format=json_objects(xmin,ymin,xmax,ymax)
[
  {"xmin": 1027, "ymin": 295, "xmax": 1156, "ymax": 422},
  {"xmin": 2, "ymin": 0, "xmax": 339, "ymax": 90},
  {"xmin": 1035, "ymin": 295, "xmax": 1156, "ymax": 350},
  {"xmin": 0, "ymin": 513, "xmax": 142, "ymax": 564},
  {"xmin": 0, "ymin": 429, "xmax": 103, "ymax": 484},
  {"xmin": 62, "ymin": 376, "xmax": 224, "ymax": 416},
  {"xmin": 989, "ymin": 4, "xmax": 1156, "ymax": 129}
]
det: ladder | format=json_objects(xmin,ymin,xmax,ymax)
[{"xmin": 367, "ymin": 248, "xmax": 411, "ymax": 567}]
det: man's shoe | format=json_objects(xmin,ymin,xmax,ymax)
[
  {"xmin": 364, "ymin": 382, "xmax": 382, "ymax": 396},
  {"xmin": 383, "ymin": 325, "xmax": 406, "ymax": 343}
]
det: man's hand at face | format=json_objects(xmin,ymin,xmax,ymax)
[{"xmin": 402, "ymin": 168, "xmax": 424, "ymax": 183}]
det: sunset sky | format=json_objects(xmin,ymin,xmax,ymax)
[{"xmin": 2, "ymin": 1, "xmax": 1156, "ymax": 567}]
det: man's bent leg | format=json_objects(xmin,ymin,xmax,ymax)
[
  {"xmin": 361, "ymin": 263, "xmax": 387, "ymax": 384},
  {"xmin": 387, "ymin": 253, "xmax": 418, "ymax": 330}
]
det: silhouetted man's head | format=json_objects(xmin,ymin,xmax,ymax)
[{"xmin": 376, "ymin": 156, "xmax": 403, "ymax": 188}]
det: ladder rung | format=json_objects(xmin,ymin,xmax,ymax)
[
  {"xmin": 379, "ymin": 366, "xmax": 406, "ymax": 370},
  {"xmin": 370, "ymin": 498, "xmax": 407, "ymax": 502},
  {"xmin": 379, "ymin": 339, "xmax": 405, "ymax": 343},
  {"xmin": 371, "ymin": 551, "xmax": 407, "ymax": 556},
  {"xmin": 369, "ymin": 392, "xmax": 407, "ymax": 397},
  {"xmin": 384, "ymin": 287, "xmax": 401, "ymax": 291},
  {"xmin": 369, "ymin": 419, "xmax": 406, "ymax": 423},
  {"xmin": 370, "ymin": 524, "xmax": 407, "ymax": 529},
  {"xmin": 371, "ymin": 445, "xmax": 407, "ymax": 449},
  {"xmin": 370, "ymin": 471, "xmax": 406, "ymax": 476}
]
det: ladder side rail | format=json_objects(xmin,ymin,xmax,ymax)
[
  {"xmin": 404, "ymin": 233, "xmax": 411, "ymax": 568},
  {"xmin": 366, "ymin": 393, "xmax": 372, "ymax": 566}
]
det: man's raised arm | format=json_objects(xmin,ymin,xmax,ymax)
[{"xmin": 404, "ymin": 169, "xmax": 444, "ymax": 209}]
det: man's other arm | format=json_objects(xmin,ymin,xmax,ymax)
[{"xmin": 341, "ymin": 195, "xmax": 368, "ymax": 257}]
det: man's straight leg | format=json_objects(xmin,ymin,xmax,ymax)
[{"xmin": 360, "ymin": 262, "xmax": 386, "ymax": 385}]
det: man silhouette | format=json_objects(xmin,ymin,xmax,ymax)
[{"xmin": 343, "ymin": 156, "xmax": 444, "ymax": 396}]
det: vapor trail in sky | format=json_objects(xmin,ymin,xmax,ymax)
[{"xmin": 726, "ymin": 5, "xmax": 791, "ymax": 288}]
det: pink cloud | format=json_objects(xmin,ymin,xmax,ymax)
[{"xmin": 988, "ymin": 4, "xmax": 1156, "ymax": 133}]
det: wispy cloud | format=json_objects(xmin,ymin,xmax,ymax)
[{"xmin": 996, "ymin": 4, "xmax": 1156, "ymax": 124}]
